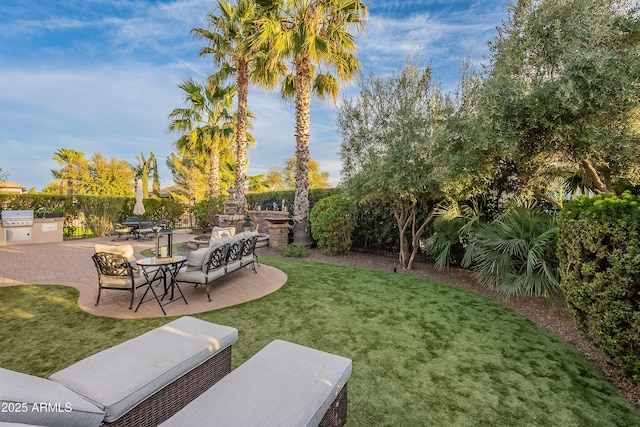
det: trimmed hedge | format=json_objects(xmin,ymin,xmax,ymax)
[
  {"xmin": 557, "ymin": 193, "xmax": 640, "ymax": 382},
  {"xmin": 0, "ymin": 194, "xmax": 186, "ymax": 236}
]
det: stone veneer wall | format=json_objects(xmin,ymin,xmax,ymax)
[{"xmin": 247, "ymin": 210, "xmax": 290, "ymax": 234}]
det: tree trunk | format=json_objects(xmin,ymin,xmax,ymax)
[
  {"xmin": 293, "ymin": 58, "xmax": 313, "ymax": 246},
  {"xmin": 534, "ymin": 191, "xmax": 563, "ymax": 209},
  {"xmin": 581, "ymin": 159, "xmax": 615, "ymax": 195},
  {"xmin": 407, "ymin": 208, "xmax": 435, "ymax": 270},
  {"xmin": 209, "ymin": 138, "xmax": 220, "ymax": 199},
  {"xmin": 392, "ymin": 198, "xmax": 413, "ymax": 269},
  {"xmin": 235, "ymin": 60, "xmax": 249, "ymax": 215}
]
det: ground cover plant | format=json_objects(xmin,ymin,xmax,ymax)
[{"xmin": 1, "ymin": 257, "xmax": 639, "ymax": 426}]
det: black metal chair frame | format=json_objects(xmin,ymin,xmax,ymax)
[
  {"xmin": 240, "ymin": 235, "xmax": 259, "ymax": 272},
  {"xmin": 225, "ymin": 239, "xmax": 245, "ymax": 272},
  {"xmin": 92, "ymin": 252, "xmax": 150, "ymax": 309}
]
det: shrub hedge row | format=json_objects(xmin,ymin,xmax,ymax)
[
  {"xmin": 0, "ymin": 194, "xmax": 186, "ymax": 235},
  {"xmin": 557, "ymin": 193, "xmax": 640, "ymax": 382}
]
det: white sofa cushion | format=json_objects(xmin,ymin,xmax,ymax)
[
  {"xmin": 94, "ymin": 244, "xmax": 135, "ymax": 262},
  {"xmin": 186, "ymin": 248, "xmax": 209, "ymax": 268},
  {"xmin": 98, "ymin": 270, "xmax": 148, "ymax": 288},
  {"xmin": 0, "ymin": 368, "xmax": 105, "ymax": 427},
  {"xmin": 208, "ymin": 227, "xmax": 234, "ymax": 246},
  {"xmin": 49, "ymin": 317, "xmax": 238, "ymax": 423},
  {"xmin": 201, "ymin": 240, "xmax": 230, "ymax": 273},
  {"xmin": 160, "ymin": 340, "xmax": 352, "ymax": 427}
]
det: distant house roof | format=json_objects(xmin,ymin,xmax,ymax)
[
  {"xmin": 159, "ymin": 186, "xmax": 175, "ymax": 198},
  {"xmin": 0, "ymin": 181, "xmax": 26, "ymax": 194}
]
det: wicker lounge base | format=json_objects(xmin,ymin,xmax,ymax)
[
  {"xmin": 317, "ymin": 383, "xmax": 348, "ymax": 427},
  {"xmin": 103, "ymin": 345, "xmax": 232, "ymax": 427}
]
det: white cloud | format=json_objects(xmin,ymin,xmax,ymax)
[{"xmin": 0, "ymin": 0, "xmax": 510, "ymax": 191}]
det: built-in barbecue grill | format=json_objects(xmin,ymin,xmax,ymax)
[
  {"xmin": 1, "ymin": 210, "xmax": 35, "ymax": 227},
  {"xmin": 1, "ymin": 210, "xmax": 34, "ymax": 242}
]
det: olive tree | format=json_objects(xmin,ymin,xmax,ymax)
[
  {"xmin": 338, "ymin": 58, "xmax": 446, "ymax": 269},
  {"xmin": 483, "ymin": 0, "xmax": 640, "ymax": 196}
]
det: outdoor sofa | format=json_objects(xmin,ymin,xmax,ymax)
[{"xmin": 176, "ymin": 229, "xmax": 260, "ymax": 301}]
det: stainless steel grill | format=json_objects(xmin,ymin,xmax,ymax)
[{"xmin": 1, "ymin": 210, "xmax": 35, "ymax": 227}]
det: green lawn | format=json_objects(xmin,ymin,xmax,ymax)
[{"xmin": 1, "ymin": 256, "xmax": 639, "ymax": 426}]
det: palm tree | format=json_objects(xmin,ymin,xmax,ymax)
[
  {"xmin": 51, "ymin": 148, "xmax": 85, "ymax": 196},
  {"xmin": 254, "ymin": 0, "xmax": 368, "ymax": 244},
  {"xmin": 168, "ymin": 79, "xmax": 235, "ymax": 199},
  {"xmin": 192, "ymin": 0, "xmax": 278, "ymax": 214}
]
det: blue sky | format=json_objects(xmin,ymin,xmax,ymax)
[{"xmin": 0, "ymin": 0, "xmax": 511, "ymax": 192}]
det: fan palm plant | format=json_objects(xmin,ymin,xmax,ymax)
[
  {"xmin": 467, "ymin": 204, "xmax": 560, "ymax": 300},
  {"xmin": 422, "ymin": 198, "xmax": 484, "ymax": 269}
]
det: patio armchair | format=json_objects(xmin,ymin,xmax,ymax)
[
  {"xmin": 111, "ymin": 222, "xmax": 132, "ymax": 241},
  {"xmin": 92, "ymin": 244, "xmax": 151, "ymax": 309}
]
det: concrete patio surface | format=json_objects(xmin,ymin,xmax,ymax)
[{"xmin": 0, "ymin": 232, "xmax": 287, "ymax": 319}]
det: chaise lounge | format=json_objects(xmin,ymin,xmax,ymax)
[
  {"xmin": 0, "ymin": 317, "xmax": 352, "ymax": 427},
  {"xmin": 0, "ymin": 316, "xmax": 237, "ymax": 427}
]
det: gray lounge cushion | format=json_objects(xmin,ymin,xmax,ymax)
[
  {"xmin": 0, "ymin": 368, "xmax": 104, "ymax": 427},
  {"xmin": 160, "ymin": 339, "xmax": 352, "ymax": 427},
  {"xmin": 0, "ymin": 423, "xmax": 47, "ymax": 426},
  {"xmin": 49, "ymin": 316, "xmax": 238, "ymax": 423}
]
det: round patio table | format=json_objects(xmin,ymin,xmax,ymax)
[{"xmin": 135, "ymin": 255, "xmax": 187, "ymax": 316}]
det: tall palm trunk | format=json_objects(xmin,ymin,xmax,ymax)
[
  {"xmin": 209, "ymin": 138, "xmax": 221, "ymax": 199},
  {"xmin": 293, "ymin": 57, "xmax": 313, "ymax": 246},
  {"xmin": 235, "ymin": 59, "xmax": 249, "ymax": 214}
]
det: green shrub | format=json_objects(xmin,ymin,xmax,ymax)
[
  {"xmin": 0, "ymin": 194, "xmax": 187, "ymax": 232},
  {"xmin": 85, "ymin": 215, "xmax": 113, "ymax": 237},
  {"xmin": 140, "ymin": 198, "xmax": 186, "ymax": 228},
  {"xmin": 557, "ymin": 193, "xmax": 640, "ymax": 382},
  {"xmin": 465, "ymin": 204, "xmax": 560, "ymax": 300},
  {"xmin": 191, "ymin": 198, "xmax": 224, "ymax": 229},
  {"xmin": 281, "ymin": 244, "xmax": 309, "ymax": 258},
  {"xmin": 310, "ymin": 195, "xmax": 357, "ymax": 254}
]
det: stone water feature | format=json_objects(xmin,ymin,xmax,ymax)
[{"xmin": 217, "ymin": 188, "xmax": 246, "ymax": 232}]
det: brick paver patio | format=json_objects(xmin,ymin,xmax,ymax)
[{"xmin": 0, "ymin": 232, "xmax": 286, "ymax": 319}]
